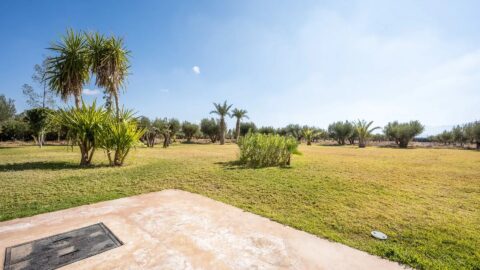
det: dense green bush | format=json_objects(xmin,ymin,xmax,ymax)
[
  {"xmin": 238, "ymin": 132, "xmax": 300, "ymax": 167},
  {"xmin": 0, "ymin": 119, "xmax": 30, "ymax": 141}
]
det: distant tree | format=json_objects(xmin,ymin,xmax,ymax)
[
  {"xmin": 258, "ymin": 126, "xmax": 276, "ymax": 135},
  {"xmin": 437, "ymin": 130, "xmax": 453, "ymax": 145},
  {"xmin": 182, "ymin": 121, "xmax": 199, "ymax": 143},
  {"xmin": 239, "ymin": 122, "xmax": 257, "ymax": 136},
  {"xmin": 30, "ymin": 61, "xmax": 56, "ymax": 108},
  {"xmin": 355, "ymin": 120, "xmax": 380, "ymax": 148},
  {"xmin": 45, "ymin": 29, "xmax": 90, "ymax": 109},
  {"xmin": 384, "ymin": 120, "xmax": 424, "ymax": 148},
  {"xmin": 284, "ymin": 124, "xmax": 303, "ymax": 141},
  {"xmin": 328, "ymin": 121, "xmax": 354, "ymax": 145},
  {"xmin": 231, "ymin": 108, "xmax": 248, "ymax": 140},
  {"xmin": 168, "ymin": 118, "xmax": 181, "ymax": 144},
  {"xmin": 451, "ymin": 125, "xmax": 467, "ymax": 147},
  {"xmin": 137, "ymin": 116, "xmax": 157, "ymax": 147},
  {"xmin": 210, "ymin": 101, "xmax": 232, "ymax": 145},
  {"xmin": 348, "ymin": 128, "xmax": 358, "ymax": 145},
  {"xmin": 464, "ymin": 121, "xmax": 480, "ymax": 149},
  {"xmin": 0, "ymin": 95, "xmax": 16, "ymax": 122},
  {"xmin": 200, "ymin": 118, "xmax": 219, "ymax": 143},
  {"xmin": 25, "ymin": 108, "xmax": 53, "ymax": 147},
  {"xmin": 152, "ymin": 118, "xmax": 171, "ymax": 148}
]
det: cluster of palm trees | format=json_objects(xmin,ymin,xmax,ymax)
[
  {"xmin": 45, "ymin": 29, "xmax": 129, "ymax": 115},
  {"xmin": 210, "ymin": 101, "xmax": 249, "ymax": 144}
]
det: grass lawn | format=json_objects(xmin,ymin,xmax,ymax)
[{"xmin": 0, "ymin": 144, "xmax": 479, "ymax": 269}]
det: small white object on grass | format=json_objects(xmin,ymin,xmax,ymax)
[{"xmin": 371, "ymin": 230, "xmax": 387, "ymax": 240}]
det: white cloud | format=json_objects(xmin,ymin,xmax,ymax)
[
  {"xmin": 82, "ymin": 88, "xmax": 100, "ymax": 96},
  {"xmin": 192, "ymin": 66, "xmax": 201, "ymax": 75}
]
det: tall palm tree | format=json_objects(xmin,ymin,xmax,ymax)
[
  {"xmin": 231, "ymin": 108, "xmax": 248, "ymax": 141},
  {"xmin": 210, "ymin": 101, "xmax": 233, "ymax": 145},
  {"xmin": 87, "ymin": 32, "xmax": 130, "ymax": 116},
  {"xmin": 44, "ymin": 29, "xmax": 90, "ymax": 109},
  {"xmin": 355, "ymin": 120, "xmax": 380, "ymax": 148}
]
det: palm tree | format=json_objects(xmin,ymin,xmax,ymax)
[
  {"xmin": 302, "ymin": 127, "xmax": 315, "ymax": 145},
  {"xmin": 231, "ymin": 108, "xmax": 248, "ymax": 141},
  {"xmin": 87, "ymin": 32, "xmax": 130, "ymax": 116},
  {"xmin": 210, "ymin": 101, "xmax": 232, "ymax": 145},
  {"xmin": 355, "ymin": 120, "xmax": 380, "ymax": 148},
  {"xmin": 44, "ymin": 29, "xmax": 90, "ymax": 109}
]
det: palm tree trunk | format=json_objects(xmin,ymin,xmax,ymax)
[
  {"xmin": 74, "ymin": 94, "xmax": 81, "ymax": 109},
  {"xmin": 113, "ymin": 92, "xmax": 120, "ymax": 118},
  {"xmin": 220, "ymin": 117, "xmax": 225, "ymax": 145},
  {"xmin": 235, "ymin": 118, "xmax": 240, "ymax": 141}
]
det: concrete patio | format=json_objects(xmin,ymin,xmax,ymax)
[{"xmin": 0, "ymin": 190, "xmax": 406, "ymax": 269}]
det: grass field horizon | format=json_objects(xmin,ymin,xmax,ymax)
[{"xmin": 0, "ymin": 143, "xmax": 479, "ymax": 269}]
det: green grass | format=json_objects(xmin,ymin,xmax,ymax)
[{"xmin": 0, "ymin": 144, "xmax": 479, "ymax": 269}]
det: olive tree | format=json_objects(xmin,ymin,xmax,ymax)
[
  {"xmin": 239, "ymin": 122, "xmax": 257, "ymax": 136},
  {"xmin": 200, "ymin": 118, "xmax": 219, "ymax": 143},
  {"xmin": 384, "ymin": 120, "xmax": 424, "ymax": 148},
  {"xmin": 328, "ymin": 121, "xmax": 354, "ymax": 145},
  {"xmin": 182, "ymin": 121, "xmax": 199, "ymax": 143}
]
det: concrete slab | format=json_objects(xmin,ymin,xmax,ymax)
[{"xmin": 0, "ymin": 190, "xmax": 407, "ymax": 269}]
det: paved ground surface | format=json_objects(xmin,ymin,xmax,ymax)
[{"xmin": 0, "ymin": 190, "xmax": 408, "ymax": 269}]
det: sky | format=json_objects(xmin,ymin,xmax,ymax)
[{"xmin": 1, "ymin": 0, "xmax": 479, "ymax": 135}]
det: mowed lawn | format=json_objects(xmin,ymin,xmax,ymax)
[{"xmin": 0, "ymin": 144, "xmax": 479, "ymax": 269}]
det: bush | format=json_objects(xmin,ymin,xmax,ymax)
[
  {"xmin": 0, "ymin": 119, "xmax": 30, "ymax": 141},
  {"xmin": 238, "ymin": 133, "xmax": 300, "ymax": 167}
]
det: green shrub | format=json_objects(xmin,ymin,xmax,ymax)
[
  {"xmin": 238, "ymin": 133, "xmax": 300, "ymax": 167},
  {"xmin": 98, "ymin": 110, "xmax": 145, "ymax": 166},
  {"xmin": 54, "ymin": 101, "xmax": 107, "ymax": 166}
]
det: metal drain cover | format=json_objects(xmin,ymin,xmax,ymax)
[
  {"xmin": 371, "ymin": 230, "xmax": 388, "ymax": 240},
  {"xmin": 4, "ymin": 223, "xmax": 122, "ymax": 270}
]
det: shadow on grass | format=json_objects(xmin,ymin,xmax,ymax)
[
  {"xmin": 214, "ymin": 160, "xmax": 292, "ymax": 170},
  {"xmin": 0, "ymin": 161, "xmax": 108, "ymax": 172}
]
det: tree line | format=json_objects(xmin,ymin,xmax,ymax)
[{"xmin": 2, "ymin": 94, "xmax": 480, "ymax": 150}]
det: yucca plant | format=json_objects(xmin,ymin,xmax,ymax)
[
  {"xmin": 355, "ymin": 120, "xmax": 380, "ymax": 148},
  {"xmin": 98, "ymin": 110, "xmax": 145, "ymax": 166},
  {"xmin": 87, "ymin": 32, "xmax": 130, "ymax": 116},
  {"xmin": 54, "ymin": 101, "xmax": 107, "ymax": 165},
  {"xmin": 44, "ymin": 29, "xmax": 90, "ymax": 109},
  {"xmin": 238, "ymin": 132, "xmax": 300, "ymax": 167}
]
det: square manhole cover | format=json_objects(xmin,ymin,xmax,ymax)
[{"xmin": 4, "ymin": 223, "xmax": 122, "ymax": 270}]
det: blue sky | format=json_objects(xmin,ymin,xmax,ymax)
[{"xmin": 1, "ymin": 0, "xmax": 479, "ymax": 134}]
